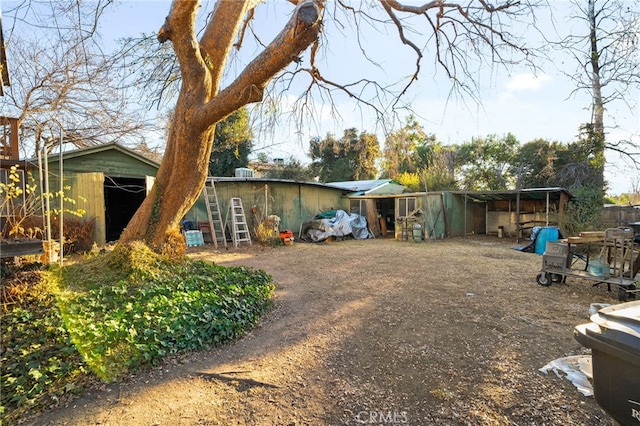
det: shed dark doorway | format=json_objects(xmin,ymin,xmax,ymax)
[
  {"xmin": 104, "ymin": 176, "xmax": 146, "ymax": 242},
  {"xmin": 376, "ymin": 198, "xmax": 395, "ymax": 234},
  {"xmin": 473, "ymin": 201, "xmax": 487, "ymax": 235}
]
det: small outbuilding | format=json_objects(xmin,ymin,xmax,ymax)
[
  {"xmin": 186, "ymin": 177, "xmax": 351, "ymax": 239},
  {"xmin": 343, "ymin": 187, "xmax": 573, "ymax": 241},
  {"xmin": 10, "ymin": 140, "xmax": 575, "ymax": 249},
  {"xmin": 42, "ymin": 142, "xmax": 159, "ymax": 245},
  {"xmin": 453, "ymin": 188, "xmax": 573, "ymax": 239}
]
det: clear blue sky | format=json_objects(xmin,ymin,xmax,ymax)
[{"xmin": 7, "ymin": 0, "xmax": 640, "ymax": 195}]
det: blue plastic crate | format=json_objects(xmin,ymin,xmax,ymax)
[{"xmin": 184, "ymin": 230, "xmax": 204, "ymax": 247}]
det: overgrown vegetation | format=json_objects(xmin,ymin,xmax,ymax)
[
  {"xmin": 555, "ymin": 185, "xmax": 605, "ymax": 236},
  {"xmin": 1, "ymin": 243, "xmax": 274, "ymax": 423},
  {"xmin": 1, "ymin": 265, "xmax": 88, "ymax": 423},
  {"xmin": 0, "ymin": 164, "xmax": 89, "ymax": 257},
  {"xmin": 0, "ymin": 165, "xmax": 41, "ymax": 239},
  {"xmin": 18, "ymin": 215, "xmax": 97, "ymax": 255},
  {"xmin": 253, "ymin": 221, "xmax": 281, "ymax": 246}
]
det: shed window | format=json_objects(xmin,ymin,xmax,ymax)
[
  {"xmin": 350, "ymin": 199, "xmax": 365, "ymax": 216},
  {"xmin": 399, "ymin": 197, "xmax": 416, "ymax": 217}
]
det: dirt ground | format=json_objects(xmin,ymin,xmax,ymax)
[{"xmin": 30, "ymin": 236, "xmax": 620, "ymax": 425}]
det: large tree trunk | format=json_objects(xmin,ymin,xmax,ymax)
[
  {"xmin": 118, "ymin": 97, "xmax": 216, "ymax": 250},
  {"xmin": 589, "ymin": 0, "xmax": 604, "ymax": 136},
  {"xmin": 119, "ymin": 0, "xmax": 322, "ymax": 253},
  {"xmin": 588, "ymin": 0, "xmax": 606, "ymax": 188}
]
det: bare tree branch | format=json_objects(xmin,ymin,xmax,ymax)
[
  {"xmin": 199, "ymin": 0, "xmax": 256, "ymax": 93},
  {"xmin": 380, "ymin": 0, "xmax": 422, "ymax": 99},
  {"xmin": 3, "ymin": 1, "xmax": 153, "ymax": 157},
  {"xmin": 201, "ymin": 0, "xmax": 323, "ymax": 124},
  {"xmin": 553, "ymin": 0, "xmax": 640, "ymax": 168}
]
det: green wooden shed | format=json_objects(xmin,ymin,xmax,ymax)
[
  {"xmin": 43, "ymin": 142, "xmax": 159, "ymax": 245},
  {"xmin": 187, "ymin": 177, "xmax": 351, "ymax": 238}
]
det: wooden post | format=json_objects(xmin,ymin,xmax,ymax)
[
  {"xmin": 516, "ymin": 191, "xmax": 521, "ymax": 243},
  {"xmin": 441, "ymin": 193, "xmax": 450, "ymax": 238},
  {"xmin": 0, "ymin": 116, "xmax": 19, "ymax": 160}
]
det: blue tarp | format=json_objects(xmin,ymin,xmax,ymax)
[{"xmin": 514, "ymin": 226, "xmax": 563, "ymax": 254}]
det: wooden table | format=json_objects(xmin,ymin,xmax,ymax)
[
  {"xmin": 563, "ymin": 230, "xmax": 638, "ymax": 279},
  {"xmin": 559, "ymin": 234, "xmax": 604, "ymax": 271}
]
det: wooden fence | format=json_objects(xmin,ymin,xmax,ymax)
[{"xmin": 602, "ymin": 205, "xmax": 640, "ymax": 228}]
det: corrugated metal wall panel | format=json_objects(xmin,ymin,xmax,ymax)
[
  {"xmin": 73, "ymin": 172, "xmax": 105, "ymax": 246},
  {"xmin": 43, "ymin": 171, "xmax": 106, "ymax": 246},
  {"xmin": 447, "ymin": 193, "xmax": 477, "ymax": 237},
  {"xmin": 185, "ymin": 181, "xmax": 347, "ymax": 237}
]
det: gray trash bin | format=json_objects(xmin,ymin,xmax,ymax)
[{"xmin": 574, "ymin": 301, "xmax": 640, "ymax": 425}]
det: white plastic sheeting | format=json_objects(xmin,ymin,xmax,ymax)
[
  {"xmin": 538, "ymin": 303, "xmax": 611, "ymax": 397},
  {"xmin": 300, "ymin": 210, "xmax": 372, "ymax": 242},
  {"xmin": 539, "ymin": 355, "xmax": 594, "ymax": 397}
]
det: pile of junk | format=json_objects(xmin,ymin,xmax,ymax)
[{"xmin": 299, "ymin": 210, "xmax": 372, "ymax": 243}]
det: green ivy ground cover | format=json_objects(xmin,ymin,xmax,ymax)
[{"xmin": 1, "ymin": 244, "xmax": 274, "ymax": 424}]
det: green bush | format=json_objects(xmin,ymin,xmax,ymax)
[
  {"xmin": 1, "ymin": 245, "xmax": 274, "ymax": 423},
  {"xmin": 1, "ymin": 267, "xmax": 89, "ymax": 423},
  {"xmin": 59, "ymin": 260, "xmax": 274, "ymax": 381},
  {"xmin": 556, "ymin": 185, "xmax": 604, "ymax": 236}
]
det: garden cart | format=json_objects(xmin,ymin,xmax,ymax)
[{"xmin": 536, "ymin": 228, "xmax": 639, "ymax": 301}]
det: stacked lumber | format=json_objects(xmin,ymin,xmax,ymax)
[{"xmin": 566, "ymin": 231, "xmax": 605, "ymax": 244}]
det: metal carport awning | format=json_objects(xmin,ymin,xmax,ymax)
[{"xmin": 454, "ymin": 188, "xmax": 573, "ymax": 240}]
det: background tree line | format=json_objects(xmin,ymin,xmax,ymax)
[
  {"xmin": 213, "ymin": 109, "xmax": 626, "ymax": 234},
  {"xmin": 220, "ymin": 113, "xmax": 611, "ymax": 194}
]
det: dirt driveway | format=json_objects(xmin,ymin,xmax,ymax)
[{"xmin": 34, "ymin": 237, "xmax": 617, "ymax": 425}]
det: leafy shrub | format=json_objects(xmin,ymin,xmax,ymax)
[
  {"xmin": 1, "ymin": 266, "xmax": 89, "ymax": 423},
  {"xmin": 58, "ymin": 259, "xmax": 274, "ymax": 381},
  {"xmin": 555, "ymin": 185, "xmax": 604, "ymax": 236},
  {"xmin": 1, "ymin": 243, "xmax": 275, "ymax": 422}
]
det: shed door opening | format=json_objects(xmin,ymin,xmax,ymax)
[
  {"xmin": 376, "ymin": 198, "xmax": 395, "ymax": 234},
  {"xmin": 104, "ymin": 176, "xmax": 146, "ymax": 242},
  {"xmin": 473, "ymin": 201, "xmax": 487, "ymax": 235}
]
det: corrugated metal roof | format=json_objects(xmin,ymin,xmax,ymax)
[
  {"xmin": 211, "ymin": 177, "xmax": 409, "ymax": 196},
  {"xmin": 451, "ymin": 187, "xmax": 573, "ymax": 202},
  {"xmin": 212, "ymin": 176, "xmax": 350, "ymax": 192},
  {"xmin": 327, "ymin": 179, "xmax": 404, "ymax": 194},
  {"xmin": 33, "ymin": 142, "xmax": 161, "ymax": 169}
]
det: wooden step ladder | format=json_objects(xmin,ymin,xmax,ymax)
[
  {"xmin": 228, "ymin": 197, "xmax": 252, "ymax": 247},
  {"xmin": 201, "ymin": 178, "xmax": 227, "ymax": 249}
]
